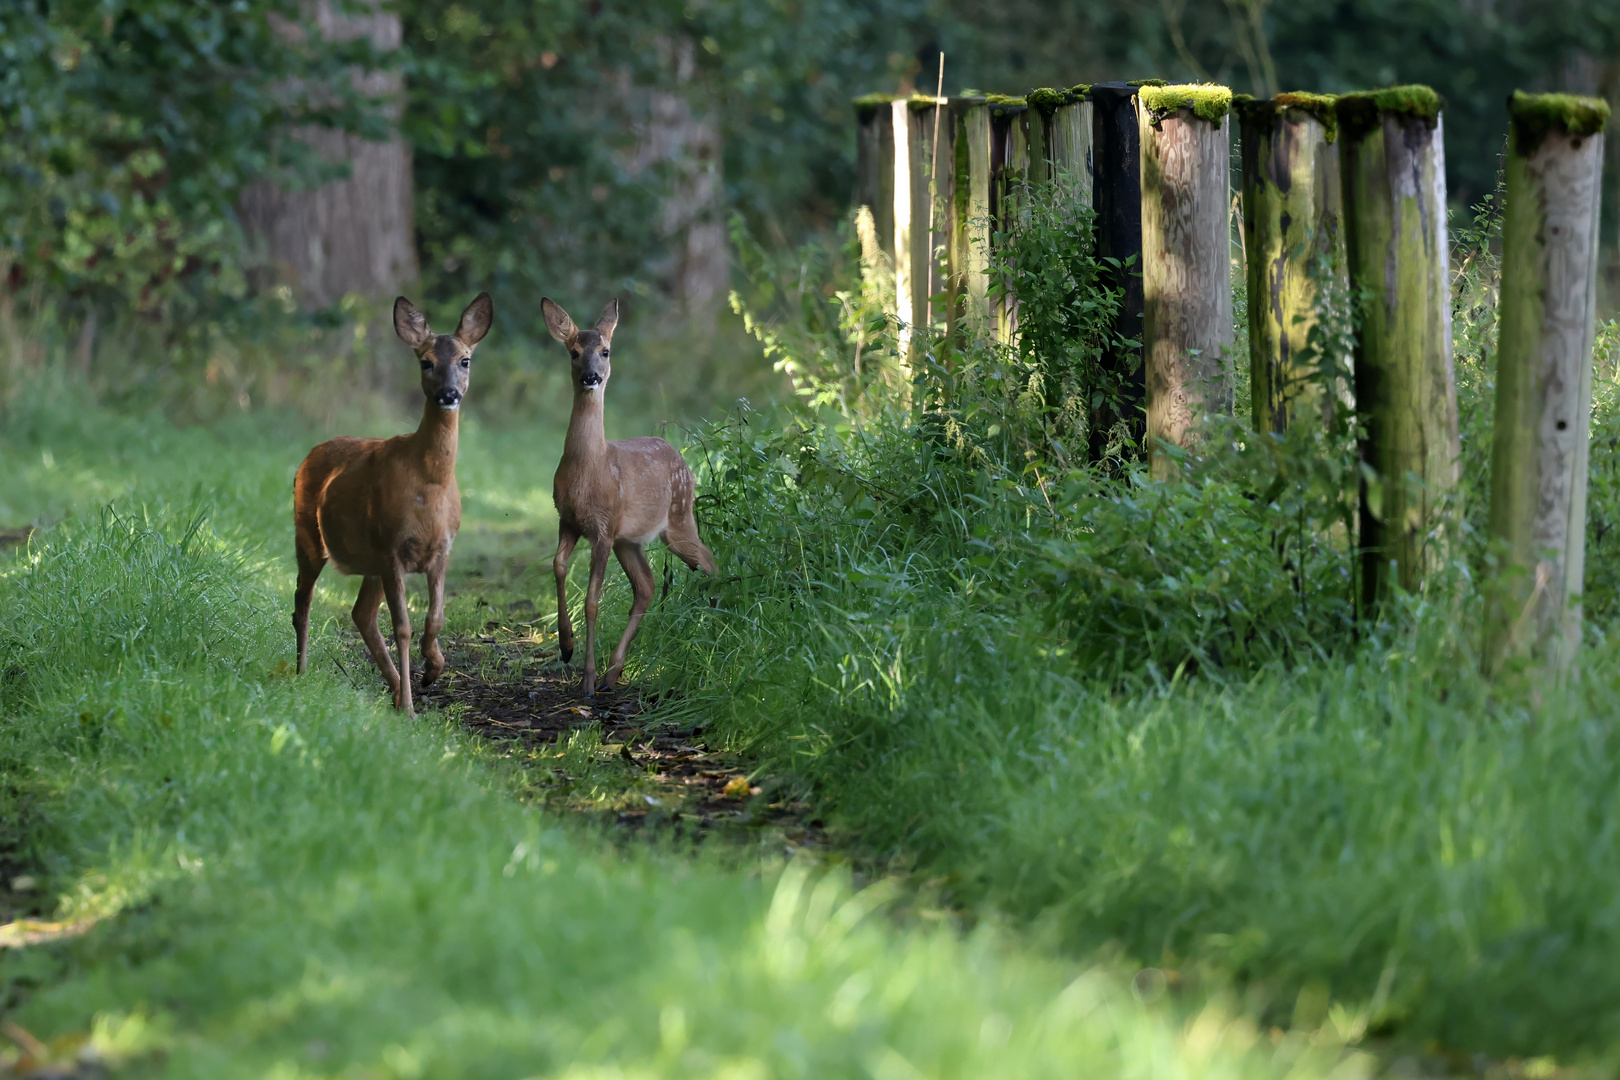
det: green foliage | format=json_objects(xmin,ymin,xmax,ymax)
[
  {"xmin": 971, "ymin": 181, "xmax": 1132, "ymax": 468},
  {"xmin": 400, "ymin": 0, "xmax": 937, "ymax": 337},
  {"xmin": 0, "ymin": 0, "xmax": 383, "ymax": 316}
]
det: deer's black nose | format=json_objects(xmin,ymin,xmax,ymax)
[
  {"xmin": 580, "ymin": 372, "xmax": 603, "ymax": 388},
  {"xmin": 436, "ymin": 389, "xmax": 462, "ymax": 408}
]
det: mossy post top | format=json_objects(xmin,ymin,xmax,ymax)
[
  {"xmin": 1233, "ymin": 92, "xmax": 1340, "ymax": 142},
  {"xmin": 984, "ymin": 94, "xmax": 1028, "ymax": 119},
  {"xmin": 1508, "ymin": 90, "xmax": 1611, "ymax": 156},
  {"xmin": 1335, "ymin": 85, "xmax": 1444, "ymax": 142},
  {"xmin": 1139, "ymin": 83, "xmax": 1233, "ymax": 125},
  {"xmin": 853, "ymin": 93, "xmax": 896, "ymax": 123},
  {"xmin": 1027, "ymin": 85, "xmax": 1092, "ymax": 113},
  {"xmin": 906, "ymin": 93, "xmax": 948, "ymax": 112}
]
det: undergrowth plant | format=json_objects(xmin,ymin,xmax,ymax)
[{"xmin": 629, "ymin": 154, "xmax": 1620, "ymax": 1060}]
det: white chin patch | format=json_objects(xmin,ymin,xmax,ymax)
[{"xmin": 439, "ymin": 402, "xmax": 461, "ymax": 411}]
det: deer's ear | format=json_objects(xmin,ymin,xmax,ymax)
[
  {"xmin": 593, "ymin": 297, "xmax": 619, "ymax": 340},
  {"xmin": 456, "ymin": 291, "xmax": 494, "ymax": 348},
  {"xmin": 394, "ymin": 297, "xmax": 431, "ymax": 349},
  {"xmin": 541, "ymin": 297, "xmax": 576, "ymax": 343}
]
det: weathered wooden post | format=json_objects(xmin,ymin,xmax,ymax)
[
  {"xmin": 1484, "ymin": 92, "xmax": 1610, "ymax": 675},
  {"xmin": 947, "ymin": 96, "xmax": 993, "ymax": 343},
  {"xmin": 1138, "ymin": 84, "xmax": 1234, "ymax": 476},
  {"xmin": 854, "ymin": 94, "xmax": 898, "ymax": 270},
  {"xmin": 1235, "ymin": 93, "xmax": 1345, "ymax": 433},
  {"xmin": 1027, "ymin": 86, "xmax": 1094, "ymax": 208},
  {"xmin": 1089, "ymin": 82, "xmax": 1148, "ymax": 458},
  {"xmin": 1336, "ymin": 86, "xmax": 1460, "ymax": 606},
  {"xmin": 988, "ymin": 95, "xmax": 1029, "ymax": 343},
  {"xmin": 906, "ymin": 95, "xmax": 951, "ymax": 340}
]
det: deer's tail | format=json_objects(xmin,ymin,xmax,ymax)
[{"xmin": 666, "ymin": 534, "xmax": 716, "ymax": 576}]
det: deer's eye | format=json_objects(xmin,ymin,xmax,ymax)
[
  {"xmin": 601, "ymin": 349, "xmax": 609, "ymax": 358},
  {"xmin": 460, "ymin": 358, "xmax": 470, "ymax": 369},
  {"xmin": 420, "ymin": 360, "xmax": 432, "ymax": 371}
]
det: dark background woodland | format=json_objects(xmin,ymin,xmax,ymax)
[{"xmin": 3, "ymin": 0, "xmax": 1617, "ymax": 381}]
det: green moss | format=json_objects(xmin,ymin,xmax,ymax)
[
  {"xmin": 907, "ymin": 93, "xmax": 947, "ymax": 112},
  {"xmin": 1127, "ymin": 78, "xmax": 1169, "ymax": 88},
  {"xmin": 1335, "ymin": 85, "xmax": 1443, "ymax": 142},
  {"xmin": 1027, "ymin": 87, "xmax": 1070, "ymax": 112},
  {"xmin": 985, "ymin": 93, "xmax": 1027, "ymax": 119},
  {"xmin": 1508, "ymin": 90, "xmax": 1611, "ymax": 156},
  {"xmin": 1232, "ymin": 93, "xmax": 1339, "ymax": 141},
  {"xmin": 853, "ymin": 92, "xmax": 895, "ymax": 123},
  {"xmin": 1139, "ymin": 83, "xmax": 1232, "ymax": 125}
]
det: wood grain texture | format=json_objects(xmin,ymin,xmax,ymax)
[
  {"xmin": 1239, "ymin": 106, "xmax": 1345, "ymax": 433},
  {"xmin": 990, "ymin": 102, "xmax": 1030, "ymax": 344},
  {"xmin": 1342, "ymin": 110, "xmax": 1459, "ymax": 605},
  {"xmin": 1485, "ymin": 127, "xmax": 1605, "ymax": 674},
  {"xmin": 1140, "ymin": 107, "xmax": 1234, "ymax": 476},
  {"xmin": 854, "ymin": 101, "xmax": 897, "ymax": 266},
  {"xmin": 947, "ymin": 99, "xmax": 993, "ymax": 341},
  {"xmin": 906, "ymin": 100, "xmax": 951, "ymax": 339}
]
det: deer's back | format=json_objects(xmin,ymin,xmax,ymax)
[
  {"xmin": 554, "ymin": 436, "xmax": 694, "ymax": 544},
  {"xmin": 295, "ymin": 434, "xmax": 461, "ymax": 575}
]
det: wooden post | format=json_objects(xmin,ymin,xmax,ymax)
[
  {"xmin": 1235, "ymin": 93, "xmax": 1345, "ymax": 434},
  {"xmin": 1337, "ymin": 86, "xmax": 1459, "ymax": 606},
  {"xmin": 854, "ymin": 93, "xmax": 897, "ymax": 270},
  {"xmin": 1484, "ymin": 92, "xmax": 1610, "ymax": 675},
  {"xmin": 1138, "ymin": 84, "xmax": 1234, "ymax": 476},
  {"xmin": 1089, "ymin": 82, "xmax": 1147, "ymax": 458},
  {"xmin": 989, "ymin": 95, "xmax": 1029, "ymax": 343},
  {"xmin": 906, "ymin": 95, "xmax": 951, "ymax": 342},
  {"xmin": 1028, "ymin": 86, "xmax": 1094, "ymax": 208},
  {"xmin": 947, "ymin": 96, "xmax": 992, "ymax": 343}
]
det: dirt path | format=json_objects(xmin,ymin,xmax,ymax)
[{"xmin": 412, "ymin": 615, "xmax": 826, "ymax": 856}]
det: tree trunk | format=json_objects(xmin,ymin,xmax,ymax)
[
  {"xmin": 238, "ymin": 1, "xmax": 416, "ymax": 311},
  {"xmin": 947, "ymin": 97, "xmax": 992, "ymax": 344},
  {"xmin": 1337, "ymin": 87, "xmax": 1459, "ymax": 607},
  {"xmin": 1236, "ymin": 94, "xmax": 1344, "ymax": 433},
  {"xmin": 1484, "ymin": 93, "xmax": 1609, "ymax": 676},
  {"xmin": 1089, "ymin": 82, "xmax": 1146, "ymax": 459},
  {"xmin": 620, "ymin": 37, "xmax": 727, "ymax": 324},
  {"xmin": 1139, "ymin": 86, "xmax": 1234, "ymax": 477}
]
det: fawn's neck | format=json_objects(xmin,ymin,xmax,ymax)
[
  {"xmin": 562, "ymin": 389, "xmax": 609, "ymax": 464},
  {"xmin": 412, "ymin": 400, "xmax": 460, "ymax": 483}
]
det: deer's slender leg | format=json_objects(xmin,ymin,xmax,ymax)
[
  {"xmin": 603, "ymin": 541, "xmax": 655, "ymax": 689},
  {"xmin": 421, "ymin": 556, "xmax": 449, "ymax": 686},
  {"xmin": 553, "ymin": 523, "xmax": 579, "ymax": 663},
  {"xmin": 581, "ymin": 538, "xmax": 613, "ymax": 698},
  {"xmin": 382, "ymin": 564, "xmax": 415, "ymax": 716},
  {"xmin": 352, "ymin": 575, "xmax": 397, "ymax": 696},
  {"xmin": 293, "ymin": 546, "xmax": 326, "ymax": 675}
]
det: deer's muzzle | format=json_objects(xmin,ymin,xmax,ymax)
[{"xmin": 435, "ymin": 389, "xmax": 463, "ymax": 409}]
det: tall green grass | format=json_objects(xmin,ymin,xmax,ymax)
[
  {"xmin": 0, "ymin": 391, "xmax": 1366, "ymax": 1077},
  {"xmin": 616, "ymin": 196, "xmax": 1620, "ymax": 1062}
]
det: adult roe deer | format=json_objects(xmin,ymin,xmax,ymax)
[
  {"xmin": 292, "ymin": 292, "xmax": 494, "ymax": 716},
  {"xmin": 544, "ymin": 296, "xmax": 716, "ymax": 698}
]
